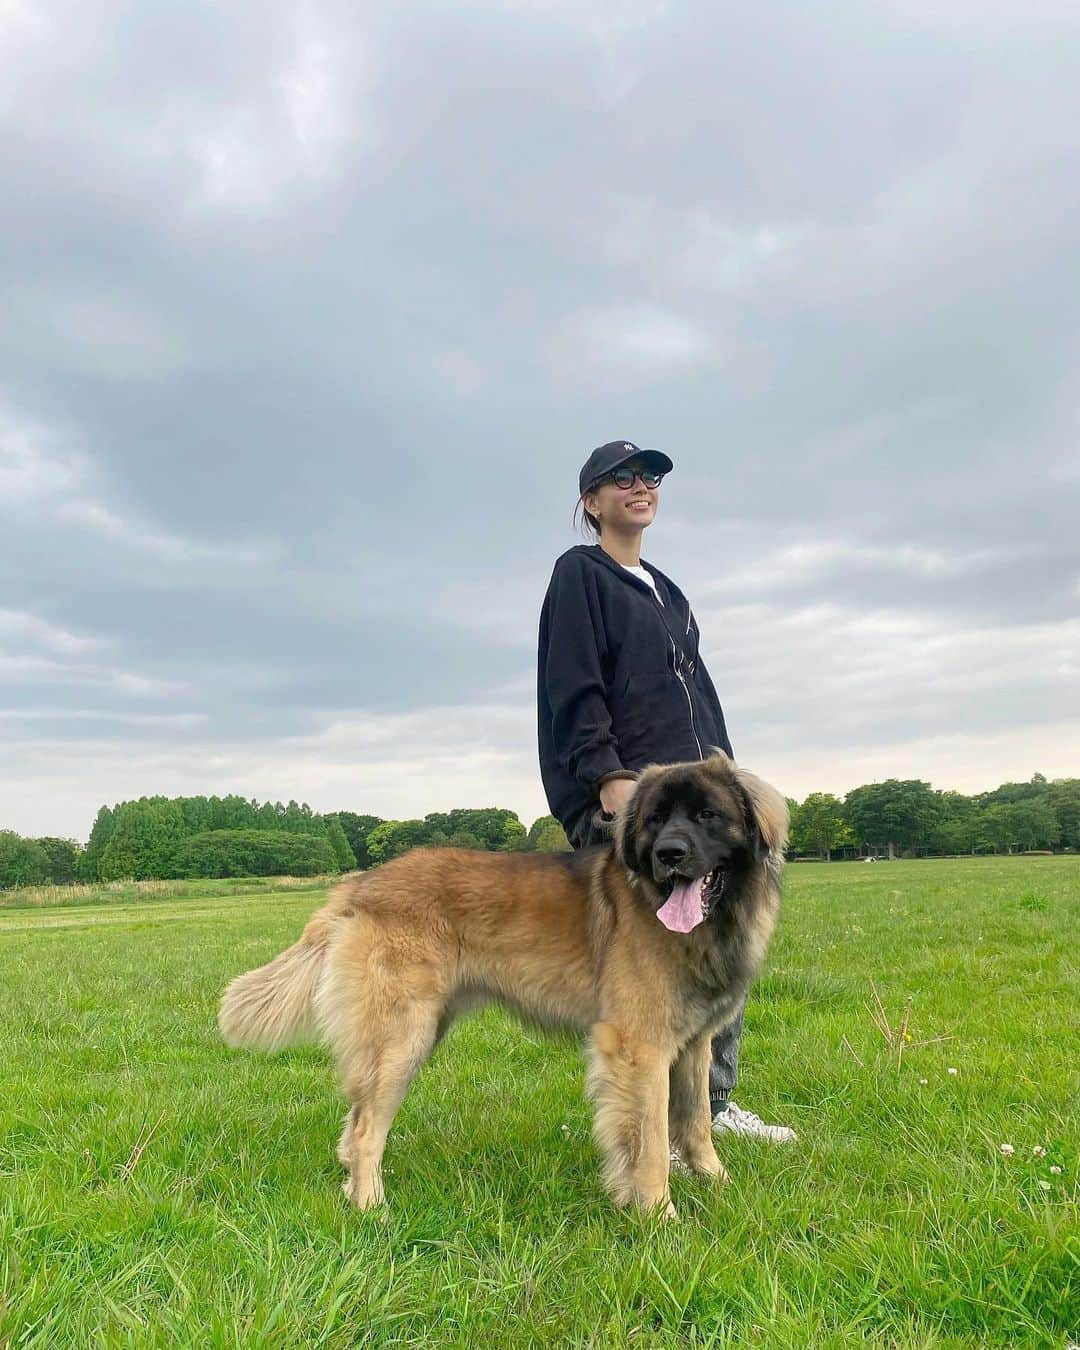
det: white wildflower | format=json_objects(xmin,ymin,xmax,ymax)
[
  {"xmin": 947, "ymin": 1067, "xmax": 958, "ymax": 1076},
  {"xmin": 1050, "ymin": 1165, "xmax": 1062, "ymax": 1175},
  {"xmin": 1032, "ymin": 1145, "xmax": 1047, "ymax": 1158},
  {"xmin": 999, "ymin": 1143, "xmax": 1015, "ymax": 1157}
]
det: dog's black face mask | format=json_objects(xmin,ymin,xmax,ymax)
[{"xmin": 621, "ymin": 771, "xmax": 762, "ymax": 934}]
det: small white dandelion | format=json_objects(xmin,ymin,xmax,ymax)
[
  {"xmin": 919, "ymin": 1078, "xmax": 928, "ymax": 1086},
  {"xmin": 1032, "ymin": 1145, "xmax": 1047, "ymax": 1158},
  {"xmin": 560, "ymin": 1123, "xmax": 570, "ymax": 1134},
  {"xmin": 1050, "ymin": 1165, "xmax": 1062, "ymax": 1174},
  {"xmin": 999, "ymin": 1143, "xmax": 1015, "ymax": 1157},
  {"xmin": 947, "ymin": 1067, "xmax": 958, "ymax": 1076},
  {"xmin": 1037, "ymin": 1179, "xmax": 1051, "ymax": 1190}
]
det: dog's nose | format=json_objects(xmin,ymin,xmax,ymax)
[{"xmin": 655, "ymin": 840, "xmax": 689, "ymax": 868}]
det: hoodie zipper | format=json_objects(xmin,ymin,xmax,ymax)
[
  {"xmin": 643, "ymin": 568, "xmax": 702, "ymax": 759},
  {"xmin": 670, "ymin": 634, "xmax": 703, "ymax": 759},
  {"xmin": 586, "ymin": 548, "xmax": 704, "ymax": 759}
]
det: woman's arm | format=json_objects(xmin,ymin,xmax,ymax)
[
  {"xmin": 539, "ymin": 558, "xmax": 630, "ymax": 790},
  {"xmin": 689, "ymin": 614, "xmax": 735, "ymax": 759},
  {"xmin": 693, "ymin": 658, "xmax": 734, "ymax": 758}
]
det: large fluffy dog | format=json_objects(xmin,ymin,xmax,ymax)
[{"xmin": 218, "ymin": 752, "xmax": 788, "ymax": 1217}]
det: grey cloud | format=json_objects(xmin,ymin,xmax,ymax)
[{"xmin": 2, "ymin": 0, "xmax": 1079, "ymax": 836}]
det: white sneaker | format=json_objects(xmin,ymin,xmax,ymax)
[{"xmin": 711, "ymin": 1100, "xmax": 797, "ymax": 1143}]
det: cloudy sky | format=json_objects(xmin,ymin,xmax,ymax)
[{"xmin": 2, "ymin": 0, "xmax": 1079, "ymax": 841}]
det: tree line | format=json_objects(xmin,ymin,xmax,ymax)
[
  {"xmin": 1, "ymin": 771, "xmax": 1076, "ymax": 889},
  {"xmin": 0, "ymin": 795, "xmax": 567, "ymax": 889},
  {"xmin": 788, "ymin": 774, "xmax": 1080, "ymax": 859}
]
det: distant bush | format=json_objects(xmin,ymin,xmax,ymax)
[
  {"xmin": 170, "ymin": 829, "xmax": 337, "ymax": 879},
  {"xmin": 0, "ymin": 832, "xmax": 52, "ymax": 890},
  {"xmin": 79, "ymin": 794, "xmax": 355, "ymax": 881},
  {"xmin": 34, "ymin": 837, "xmax": 82, "ymax": 885},
  {"xmin": 330, "ymin": 812, "xmax": 383, "ymax": 869},
  {"xmin": 525, "ymin": 815, "xmax": 572, "ymax": 852},
  {"xmin": 364, "ymin": 808, "xmax": 528, "ymax": 864}
]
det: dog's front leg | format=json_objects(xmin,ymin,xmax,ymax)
[
  {"xmin": 669, "ymin": 1034, "xmax": 727, "ymax": 1182},
  {"xmin": 587, "ymin": 1022, "xmax": 675, "ymax": 1218}
]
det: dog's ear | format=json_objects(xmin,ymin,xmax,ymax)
[
  {"xmin": 732, "ymin": 763, "xmax": 789, "ymax": 863},
  {"xmin": 613, "ymin": 782, "xmax": 642, "ymax": 873}
]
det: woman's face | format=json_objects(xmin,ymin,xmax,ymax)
[{"xmin": 586, "ymin": 460, "xmax": 660, "ymax": 533}]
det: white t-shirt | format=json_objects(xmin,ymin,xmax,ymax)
[{"xmin": 620, "ymin": 563, "xmax": 664, "ymax": 605}]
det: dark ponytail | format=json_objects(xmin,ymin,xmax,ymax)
[{"xmin": 572, "ymin": 493, "xmax": 601, "ymax": 539}]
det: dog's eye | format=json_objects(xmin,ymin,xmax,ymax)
[
  {"xmin": 645, "ymin": 811, "xmax": 664, "ymax": 827},
  {"xmin": 697, "ymin": 808, "xmax": 720, "ymax": 820}
]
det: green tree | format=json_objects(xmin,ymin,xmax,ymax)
[
  {"xmin": 980, "ymin": 774, "xmax": 1050, "ymax": 807},
  {"xmin": 80, "ymin": 805, "xmax": 115, "ymax": 881},
  {"xmin": 365, "ymin": 820, "xmax": 432, "ymax": 865},
  {"xmin": 790, "ymin": 793, "xmax": 851, "ymax": 860},
  {"xmin": 928, "ymin": 791, "xmax": 980, "ymax": 854},
  {"xmin": 176, "ymin": 796, "xmax": 216, "ymax": 835},
  {"xmin": 495, "ymin": 815, "xmax": 528, "ymax": 851},
  {"xmin": 422, "ymin": 808, "xmax": 527, "ymax": 852},
  {"xmin": 83, "ymin": 793, "xmax": 360, "ymax": 881},
  {"xmin": 34, "ymin": 837, "xmax": 81, "ymax": 884},
  {"xmin": 99, "ymin": 798, "xmax": 188, "ymax": 880},
  {"xmin": 279, "ymin": 801, "xmax": 323, "ymax": 836},
  {"xmin": 526, "ymin": 815, "xmax": 572, "ymax": 852},
  {"xmin": 213, "ymin": 795, "xmax": 263, "ymax": 831},
  {"xmin": 171, "ymin": 830, "xmax": 336, "ymax": 878},
  {"xmin": 431, "ymin": 829, "xmax": 485, "ymax": 850},
  {"xmin": 984, "ymin": 799, "xmax": 1060, "ymax": 852},
  {"xmin": 844, "ymin": 780, "xmax": 941, "ymax": 858},
  {"xmin": 323, "ymin": 816, "xmax": 357, "ymax": 871},
  {"xmin": 332, "ymin": 813, "xmax": 383, "ymax": 869},
  {"xmin": 1046, "ymin": 779, "xmax": 1080, "ymax": 849},
  {"xmin": 1008, "ymin": 798, "xmax": 1059, "ymax": 850},
  {"xmin": 0, "ymin": 832, "xmax": 52, "ymax": 889}
]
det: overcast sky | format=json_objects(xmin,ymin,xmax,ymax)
[{"xmin": 2, "ymin": 0, "xmax": 1079, "ymax": 841}]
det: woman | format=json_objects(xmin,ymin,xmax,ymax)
[{"xmin": 536, "ymin": 440, "xmax": 795, "ymax": 1143}]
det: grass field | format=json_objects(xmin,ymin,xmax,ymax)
[
  {"xmin": 0, "ymin": 874, "xmax": 333, "ymax": 912},
  {"xmin": 1, "ymin": 857, "xmax": 1076, "ymax": 1347}
]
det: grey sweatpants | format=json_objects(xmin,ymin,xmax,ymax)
[{"xmin": 571, "ymin": 812, "xmax": 742, "ymax": 1106}]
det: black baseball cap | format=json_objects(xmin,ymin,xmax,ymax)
[{"xmin": 578, "ymin": 441, "xmax": 674, "ymax": 496}]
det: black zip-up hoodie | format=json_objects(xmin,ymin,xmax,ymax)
[{"xmin": 537, "ymin": 544, "xmax": 733, "ymax": 845}]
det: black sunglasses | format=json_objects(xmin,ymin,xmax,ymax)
[{"xmin": 594, "ymin": 466, "xmax": 665, "ymax": 491}]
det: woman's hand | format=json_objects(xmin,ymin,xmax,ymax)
[{"xmin": 599, "ymin": 777, "xmax": 637, "ymax": 817}]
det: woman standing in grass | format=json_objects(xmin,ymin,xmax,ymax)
[{"xmin": 536, "ymin": 440, "xmax": 795, "ymax": 1143}]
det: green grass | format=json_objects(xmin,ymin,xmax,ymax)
[
  {"xmin": 1, "ymin": 858, "xmax": 1077, "ymax": 1347},
  {"xmin": 0, "ymin": 874, "xmax": 334, "ymax": 912}
]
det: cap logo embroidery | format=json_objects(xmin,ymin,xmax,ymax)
[{"xmin": 623, "ymin": 442, "xmax": 633, "ymax": 452}]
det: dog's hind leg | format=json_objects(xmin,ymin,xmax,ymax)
[
  {"xmin": 335, "ymin": 997, "xmax": 442, "ymax": 1210},
  {"xmin": 587, "ymin": 1022, "xmax": 675, "ymax": 1217},
  {"xmin": 668, "ymin": 1034, "xmax": 727, "ymax": 1181}
]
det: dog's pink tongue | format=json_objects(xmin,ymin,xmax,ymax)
[{"xmin": 656, "ymin": 878, "xmax": 705, "ymax": 933}]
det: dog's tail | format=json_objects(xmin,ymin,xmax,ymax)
[{"xmin": 218, "ymin": 909, "xmax": 337, "ymax": 1052}]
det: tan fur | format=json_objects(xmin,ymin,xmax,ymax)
[
  {"xmin": 218, "ymin": 752, "xmax": 787, "ymax": 1217},
  {"xmin": 218, "ymin": 910, "xmax": 339, "ymax": 1051}
]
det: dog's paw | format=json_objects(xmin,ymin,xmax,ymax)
[
  {"xmin": 634, "ymin": 1192, "xmax": 678, "ymax": 1221},
  {"xmin": 342, "ymin": 1175, "xmax": 386, "ymax": 1211},
  {"xmin": 672, "ymin": 1143, "xmax": 727, "ymax": 1182}
]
